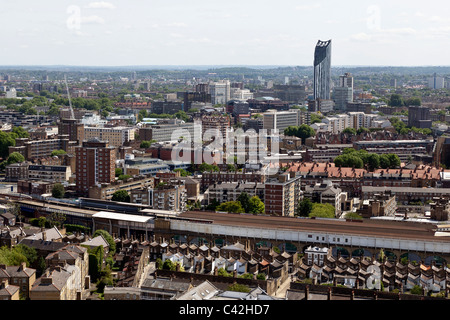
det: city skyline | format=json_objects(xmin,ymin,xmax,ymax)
[{"xmin": 1, "ymin": 0, "xmax": 449, "ymax": 67}]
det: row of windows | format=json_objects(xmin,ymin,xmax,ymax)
[{"xmin": 307, "ymin": 234, "xmax": 349, "ymax": 243}]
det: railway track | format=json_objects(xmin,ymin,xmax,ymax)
[{"xmin": 179, "ymin": 211, "xmax": 445, "ymax": 242}]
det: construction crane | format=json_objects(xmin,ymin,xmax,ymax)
[{"xmin": 64, "ymin": 74, "xmax": 75, "ymax": 120}]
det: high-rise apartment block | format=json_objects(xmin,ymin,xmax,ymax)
[
  {"xmin": 83, "ymin": 126, "xmax": 135, "ymax": 148},
  {"xmin": 428, "ymin": 73, "xmax": 445, "ymax": 89},
  {"xmin": 313, "ymin": 40, "xmax": 332, "ymax": 100},
  {"xmin": 209, "ymin": 80, "xmax": 230, "ymax": 105},
  {"xmin": 264, "ymin": 172, "xmax": 302, "ymax": 217},
  {"xmin": 408, "ymin": 106, "xmax": 431, "ymax": 129},
  {"xmin": 263, "ymin": 109, "xmax": 310, "ymax": 134},
  {"xmin": 58, "ymin": 119, "xmax": 85, "ymax": 143},
  {"xmin": 75, "ymin": 139, "xmax": 116, "ymax": 195},
  {"xmin": 197, "ymin": 113, "xmax": 231, "ymax": 138},
  {"xmin": 333, "ymin": 73, "xmax": 353, "ymax": 112}
]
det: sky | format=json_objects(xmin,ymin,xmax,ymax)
[{"xmin": 1, "ymin": 0, "xmax": 449, "ymax": 66}]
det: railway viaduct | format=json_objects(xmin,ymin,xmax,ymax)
[{"xmin": 154, "ymin": 211, "xmax": 450, "ymax": 265}]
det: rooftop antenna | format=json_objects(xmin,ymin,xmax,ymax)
[{"xmin": 64, "ymin": 74, "xmax": 75, "ymax": 120}]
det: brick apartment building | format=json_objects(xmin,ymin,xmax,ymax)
[
  {"xmin": 264, "ymin": 172, "xmax": 302, "ymax": 217},
  {"xmin": 75, "ymin": 139, "xmax": 116, "ymax": 196},
  {"xmin": 200, "ymin": 170, "xmax": 266, "ymax": 192},
  {"xmin": 9, "ymin": 135, "xmax": 78, "ymax": 160}
]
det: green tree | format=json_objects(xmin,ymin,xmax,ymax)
[
  {"xmin": 216, "ymin": 201, "xmax": 245, "ymax": 213},
  {"xmin": 162, "ymin": 259, "xmax": 176, "ymax": 271},
  {"xmin": 111, "ymin": 190, "xmax": 130, "ymax": 202},
  {"xmin": 47, "ymin": 212, "xmax": 66, "ymax": 228},
  {"xmin": 118, "ymin": 174, "xmax": 132, "ymax": 180},
  {"xmin": 310, "ymin": 113, "xmax": 323, "ymax": 124},
  {"xmin": 0, "ymin": 246, "xmax": 28, "ymax": 266},
  {"xmin": 389, "ymin": 94, "xmax": 404, "ymax": 107},
  {"xmin": 357, "ymin": 127, "xmax": 370, "ymax": 135},
  {"xmin": 237, "ymin": 192, "xmax": 251, "ymax": 212},
  {"xmin": 115, "ymin": 168, "xmax": 123, "ymax": 177},
  {"xmin": 284, "ymin": 124, "xmax": 316, "ymax": 144},
  {"xmin": 218, "ymin": 268, "xmax": 233, "ymax": 277},
  {"xmin": 11, "ymin": 244, "xmax": 37, "ymax": 267},
  {"xmin": 93, "ymin": 230, "xmax": 117, "ymax": 254},
  {"xmin": 206, "ymin": 199, "xmax": 220, "ymax": 211},
  {"xmin": 7, "ymin": 202, "xmax": 24, "ymax": 226},
  {"xmin": 155, "ymin": 258, "xmax": 163, "ymax": 270},
  {"xmin": 174, "ymin": 168, "xmax": 189, "ymax": 177},
  {"xmin": 405, "ymin": 97, "xmax": 421, "ymax": 106},
  {"xmin": 174, "ymin": 110, "xmax": 189, "ymax": 122},
  {"xmin": 297, "ymin": 198, "xmax": 313, "ymax": 217},
  {"xmin": 342, "ymin": 127, "xmax": 357, "ymax": 135},
  {"xmin": 6, "ymin": 152, "xmax": 25, "ymax": 165},
  {"xmin": 51, "ymin": 183, "xmax": 65, "ymax": 199},
  {"xmin": 410, "ymin": 285, "xmax": 423, "ymax": 295},
  {"xmin": 310, "ymin": 203, "xmax": 335, "ymax": 218},
  {"xmin": 367, "ymin": 153, "xmax": 381, "ymax": 171},
  {"xmin": 227, "ymin": 284, "xmax": 251, "ymax": 293},
  {"xmin": 256, "ymin": 273, "xmax": 266, "ymax": 280},
  {"xmin": 51, "ymin": 149, "xmax": 67, "ymax": 157},
  {"xmin": 140, "ymin": 141, "xmax": 154, "ymax": 148},
  {"xmin": 387, "ymin": 154, "xmax": 401, "ymax": 168},
  {"xmin": 334, "ymin": 154, "xmax": 364, "ymax": 169},
  {"xmin": 198, "ymin": 162, "xmax": 219, "ymax": 172},
  {"xmin": 11, "ymin": 126, "xmax": 30, "ymax": 139},
  {"xmin": 247, "ymin": 196, "xmax": 265, "ymax": 214},
  {"xmin": 345, "ymin": 212, "xmax": 363, "ymax": 220}
]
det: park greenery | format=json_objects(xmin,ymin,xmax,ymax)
[
  {"xmin": 296, "ymin": 198, "xmax": 335, "ymax": 219},
  {"xmin": 214, "ymin": 193, "xmax": 265, "ymax": 214},
  {"xmin": 388, "ymin": 94, "xmax": 422, "ymax": 107},
  {"xmin": 284, "ymin": 124, "xmax": 316, "ymax": 143},
  {"xmin": 334, "ymin": 148, "xmax": 400, "ymax": 170},
  {"xmin": 0, "ymin": 127, "xmax": 30, "ymax": 160}
]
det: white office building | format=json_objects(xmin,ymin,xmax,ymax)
[{"xmin": 210, "ymin": 80, "xmax": 231, "ymax": 105}]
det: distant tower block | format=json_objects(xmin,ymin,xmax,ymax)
[{"xmin": 313, "ymin": 40, "xmax": 332, "ymax": 100}]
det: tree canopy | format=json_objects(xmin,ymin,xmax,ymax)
[
  {"xmin": 297, "ymin": 198, "xmax": 313, "ymax": 217},
  {"xmin": 216, "ymin": 201, "xmax": 245, "ymax": 213},
  {"xmin": 284, "ymin": 124, "xmax": 316, "ymax": 143},
  {"xmin": 93, "ymin": 229, "xmax": 117, "ymax": 254},
  {"xmin": 310, "ymin": 203, "xmax": 335, "ymax": 218},
  {"xmin": 334, "ymin": 148, "xmax": 400, "ymax": 170},
  {"xmin": 248, "ymin": 196, "xmax": 265, "ymax": 214},
  {"xmin": 51, "ymin": 183, "xmax": 65, "ymax": 199},
  {"xmin": 51, "ymin": 149, "xmax": 67, "ymax": 157},
  {"xmin": 111, "ymin": 190, "xmax": 130, "ymax": 202}
]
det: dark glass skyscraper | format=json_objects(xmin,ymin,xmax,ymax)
[{"xmin": 313, "ymin": 40, "xmax": 332, "ymax": 100}]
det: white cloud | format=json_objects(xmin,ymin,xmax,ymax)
[
  {"xmin": 80, "ymin": 15, "xmax": 105, "ymax": 25},
  {"xmin": 165, "ymin": 22, "xmax": 188, "ymax": 27},
  {"xmin": 85, "ymin": 2, "xmax": 116, "ymax": 9},
  {"xmin": 381, "ymin": 27, "xmax": 417, "ymax": 35},
  {"xmin": 351, "ymin": 32, "xmax": 372, "ymax": 42},
  {"xmin": 295, "ymin": 4, "xmax": 321, "ymax": 10},
  {"xmin": 185, "ymin": 37, "xmax": 212, "ymax": 44}
]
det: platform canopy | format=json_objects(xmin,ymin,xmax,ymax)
[{"xmin": 93, "ymin": 211, "xmax": 154, "ymax": 223}]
